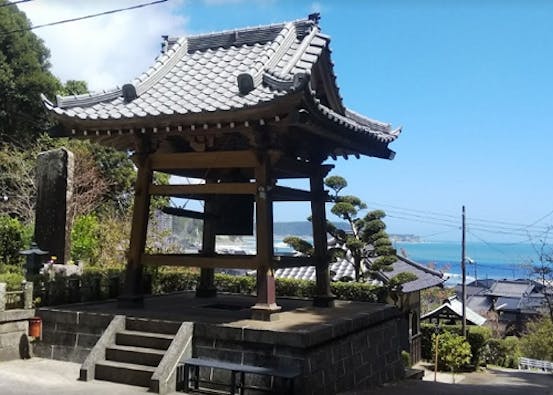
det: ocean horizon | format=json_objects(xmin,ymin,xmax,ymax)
[{"xmin": 217, "ymin": 236, "xmax": 549, "ymax": 286}]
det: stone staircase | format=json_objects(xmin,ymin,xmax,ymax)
[{"xmin": 80, "ymin": 316, "xmax": 192, "ymax": 394}]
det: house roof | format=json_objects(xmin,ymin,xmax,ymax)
[
  {"xmin": 275, "ymin": 253, "xmax": 445, "ymax": 293},
  {"xmin": 487, "ymin": 280, "xmax": 535, "ymax": 298},
  {"xmin": 42, "ymin": 16, "xmax": 400, "ymax": 158},
  {"xmin": 374, "ymin": 255, "xmax": 445, "ymax": 293},
  {"xmin": 421, "ymin": 296, "xmax": 487, "ymax": 326},
  {"xmin": 467, "ymin": 295, "xmax": 492, "ymax": 314}
]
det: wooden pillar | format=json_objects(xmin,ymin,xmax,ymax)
[
  {"xmin": 119, "ymin": 138, "xmax": 152, "ymax": 308},
  {"xmin": 196, "ymin": 179, "xmax": 217, "ymax": 297},
  {"xmin": 311, "ymin": 169, "xmax": 335, "ymax": 307},
  {"xmin": 251, "ymin": 152, "xmax": 281, "ymax": 320}
]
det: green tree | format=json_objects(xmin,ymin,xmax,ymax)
[
  {"xmin": 0, "ymin": 214, "xmax": 28, "ymax": 266},
  {"xmin": 0, "ymin": 1, "xmax": 61, "ymax": 145},
  {"xmin": 59, "ymin": 79, "xmax": 88, "ymax": 96},
  {"xmin": 71, "ymin": 214, "xmax": 101, "ymax": 264},
  {"xmin": 284, "ymin": 175, "xmax": 412, "ymax": 289},
  {"xmin": 520, "ymin": 317, "xmax": 553, "ymax": 361},
  {"xmin": 433, "ymin": 330, "xmax": 472, "ymax": 381},
  {"xmin": 325, "ymin": 175, "xmax": 398, "ymax": 281}
]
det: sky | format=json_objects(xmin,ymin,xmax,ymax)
[{"xmin": 16, "ymin": 0, "xmax": 553, "ymax": 243}]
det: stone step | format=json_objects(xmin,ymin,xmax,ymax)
[
  {"xmin": 116, "ymin": 330, "xmax": 174, "ymax": 350},
  {"xmin": 95, "ymin": 360, "xmax": 156, "ymax": 387},
  {"xmin": 105, "ymin": 344, "xmax": 166, "ymax": 367},
  {"xmin": 125, "ymin": 317, "xmax": 181, "ymax": 335}
]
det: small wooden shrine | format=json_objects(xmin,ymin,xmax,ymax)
[{"xmin": 43, "ymin": 14, "xmax": 400, "ymax": 320}]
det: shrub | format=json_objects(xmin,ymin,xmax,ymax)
[
  {"xmin": 401, "ymin": 350, "xmax": 411, "ymax": 368},
  {"xmin": 216, "ymin": 273, "xmax": 256, "ymax": 295},
  {"xmin": 467, "ymin": 326, "xmax": 492, "ymax": 366},
  {"xmin": 421, "ymin": 323, "xmax": 491, "ymax": 368},
  {"xmin": 331, "ymin": 281, "xmax": 383, "ymax": 302},
  {"xmin": 0, "ymin": 271, "xmax": 24, "ymax": 290},
  {"xmin": 482, "ymin": 336, "xmax": 521, "ymax": 368},
  {"xmin": 432, "ymin": 330, "xmax": 472, "ymax": 376},
  {"xmin": 502, "ymin": 336, "xmax": 521, "ymax": 368},
  {"xmin": 520, "ymin": 317, "xmax": 553, "ymax": 362},
  {"xmin": 0, "ymin": 215, "xmax": 27, "ymax": 266},
  {"xmin": 71, "ymin": 214, "xmax": 101, "ymax": 264}
]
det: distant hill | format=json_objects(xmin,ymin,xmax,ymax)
[
  {"xmin": 273, "ymin": 221, "xmax": 421, "ymax": 242},
  {"xmin": 273, "ymin": 221, "xmax": 347, "ymax": 236}
]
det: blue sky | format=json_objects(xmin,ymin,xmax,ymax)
[
  {"xmin": 21, "ymin": 0, "xmax": 553, "ymax": 243},
  {"xmin": 177, "ymin": 1, "xmax": 553, "ymax": 243}
]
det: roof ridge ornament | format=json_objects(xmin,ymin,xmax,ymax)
[
  {"xmin": 236, "ymin": 22, "xmax": 297, "ymax": 95},
  {"xmin": 308, "ymin": 12, "xmax": 321, "ymax": 25},
  {"xmin": 122, "ymin": 84, "xmax": 138, "ymax": 103}
]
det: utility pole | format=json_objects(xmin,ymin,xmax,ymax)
[{"xmin": 461, "ymin": 205, "xmax": 467, "ymax": 337}]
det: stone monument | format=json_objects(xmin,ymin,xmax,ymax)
[{"xmin": 34, "ymin": 148, "xmax": 74, "ymax": 264}]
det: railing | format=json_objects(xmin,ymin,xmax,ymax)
[
  {"xmin": 518, "ymin": 357, "xmax": 553, "ymax": 372},
  {"xmin": 0, "ymin": 282, "xmax": 33, "ymax": 311}
]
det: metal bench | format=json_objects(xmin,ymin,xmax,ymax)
[{"xmin": 177, "ymin": 357, "xmax": 300, "ymax": 394}]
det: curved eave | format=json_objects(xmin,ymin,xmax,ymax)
[
  {"xmin": 301, "ymin": 87, "xmax": 400, "ymax": 160},
  {"xmin": 43, "ymin": 89, "xmax": 304, "ymax": 138}
]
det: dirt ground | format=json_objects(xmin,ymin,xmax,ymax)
[{"xmin": 343, "ymin": 366, "xmax": 553, "ymax": 395}]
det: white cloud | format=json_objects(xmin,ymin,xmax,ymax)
[{"xmin": 18, "ymin": 0, "xmax": 188, "ymax": 92}]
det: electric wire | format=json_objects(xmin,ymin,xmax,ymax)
[
  {"xmin": 1, "ymin": 0, "xmax": 168, "ymax": 36},
  {"xmin": 0, "ymin": 0, "xmax": 31, "ymax": 8}
]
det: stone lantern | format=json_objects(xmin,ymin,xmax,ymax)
[{"xmin": 20, "ymin": 242, "xmax": 49, "ymax": 276}]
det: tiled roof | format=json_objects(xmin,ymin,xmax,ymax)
[
  {"xmin": 421, "ymin": 296, "xmax": 487, "ymax": 326},
  {"xmin": 487, "ymin": 280, "xmax": 535, "ymax": 298},
  {"xmin": 467, "ymin": 295, "xmax": 492, "ymax": 314},
  {"xmin": 375, "ymin": 255, "xmax": 445, "ymax": 293},
  {"xmin": 42, "ymin": 16, "xmax": 400, "ymax": 151},
  {"xmin": 275, "ymin": 251, "xmax": 444, "ymax": 293}
]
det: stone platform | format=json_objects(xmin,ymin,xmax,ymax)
[{"xmin": 34, "ymin": 292, "xmax": 406, "ymax": 394}]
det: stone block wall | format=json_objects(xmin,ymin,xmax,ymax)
[
  {"xmin": 33, "ymin": 308, "xmax": 114, "ymax": 363},
  {"xmin": 0, "ymin": 310, "xmax": 34, "ymax": 361},
  {"xmin": 193, "ymin": 306, "xmax": 405, "ymax": 394}
]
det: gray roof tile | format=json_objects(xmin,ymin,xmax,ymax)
[
  {"xmin": 275, "ymin": 248, "xmax": 444, "ymax": 293},
  {"xmin": 43, "ymin": 17, "xmax": 400, "ymax": 148}
]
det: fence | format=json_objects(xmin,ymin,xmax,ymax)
[
  {"xmin": 518, "ymin": 357, "xmax": 553, "ymax": 372},
  {"xmin": 0, "ymin": 282, "xmax": 33, "ymax": 311}
]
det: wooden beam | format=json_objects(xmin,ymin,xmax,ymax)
[
  {"xmin": 272, "ymin": 186, "xmax": 331, "ymax": 202},
  {"xmin": 161, "ymin": 206, "xmax": 207, "ymax": 220},
  {"xmin": 149, "ymin": 183, "xmax": 257, "ymax": 197},
  {"xmin": 273, "ymin": 155, "xmax": 334, "ymax": 178},
  {"xmin": 142, "ymin": 254, "xmax": 258, "ymax": 269},
  {"xmin": 149, "ymin": 150, "xmax": 257, "ymax": 171},
  {"xmin": 273, "ymin": 255, "xmax": 314, "ymax": 268}
]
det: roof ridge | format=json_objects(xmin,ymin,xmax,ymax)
[
  {"xmin": 280, "ymin": 25, "xmax": 321, "ymax": 76},
  {"xmin": 187, "ymin": 18, "xmax": 314, "ymax": 52},
  {"xmin": 237, "ymin": 22, "xmax": 297, "ymax": 94},
  {"xmin": 186, "ymin": 17, "xmax": 313, "ymax": 41},
  {"xmin": 396, "ymin": 255, "xmax": 444, "ymax": 278},
  {"xmin": 134, "ymin": 37, "xmax": 188, "ymax": 96}
]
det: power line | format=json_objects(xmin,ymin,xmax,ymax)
[
  {"xmin": 0, "ymin": 0, "xmax": 31, "ymax": 8},
  {"xmin": 368, "ymin": 200, "xmax": 551, "ymax": 233},
  {"xmin": 2, "ymin": 0, "xmax": 168, "ymax": 36}
]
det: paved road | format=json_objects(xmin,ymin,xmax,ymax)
[
  {"xmin": 344, "ymin": 367, "xmax": 553, "ymax": 395},
  {"xmin": 1, "ymin": 359, "xmax": 551, "ymax": 395},
  {"xmin": 0, "ymin": 358, "xmax": 164, "ymax": 395}
]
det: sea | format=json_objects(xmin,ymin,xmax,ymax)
[
  {"xmin": 393, "ymin": 241, "xmax": 544, "ymax": 286},
  {"xmin": 217, "ymin": 236, "xmax": 547, "ymax": 286}
]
